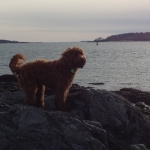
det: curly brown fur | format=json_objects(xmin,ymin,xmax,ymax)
[
  {"xmin": 9, "ymin": 47, "xmax": 86, "ymax": 111},
  {"xmin": 9, "ymin": 53, "xmax": 26, "ymax": 77}
]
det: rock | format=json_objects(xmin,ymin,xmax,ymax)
[
  {"xmin": 0, "ymin": 82, "xmax": 20, "ymax": 92},
  {"xmin": 0, "ymin": 102, "xmax": 10, "ymax": 113},
  {"xmin": 0, "ymin": 74, "xmax": 17, "ymax": 82},
  {"xmin": 115, "ymin": 88, "xmax": 150, "ymax": 119},
  {"xmin": 129, "ymin": 144, "xmax": 148, "ymax": 150},
  {"xmin": 88, "ymin": 83, "xmax": 104, "ymax": 85},
  {"xmin": 115, "ymin": 88, "xmax": 150, "ymax": 105},
  {"xmin": 0, "ymin": 91, "xmax": 25, "ymax": 105},
  {"xmin": 71, "ymin": 88, "xmax": 150, "ymax": 150},
  {"xmin": 1, "ymin": 104, "xmax": 108, "ymax": 150},
  {"xmin": 0, "ymin": 76, "xmax": 150, "ymax": 150}
]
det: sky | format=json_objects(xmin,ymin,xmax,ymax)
[{"xmin": 0, "ymin": 0, "xmax": 150, "ymax": 42}]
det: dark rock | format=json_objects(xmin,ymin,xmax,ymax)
[
  {"xmin": 0, "ymin": 91, "xmax": 25, "ymax": 106},
  {"xmin": 0, "ymin": 74, "xmax": 17, "ymax": 82},
  {"xmin": 88, "ymin": 82, "xmax": 104, "ymax": 85},
  {"xmin": 0, "ymin": 102, "xmax": 10, "ymax": 112},
  {"xmin": 115, "ymin": 88, "xmax": 150, "ymax": 105},
  {"xmin": 115, "ymin": 88, "xmax": 150, "ymax": 119},
  {"xmin": 0, "ymin": 82, "xmax": 20, "ymax": 92},
  {"xmin": 129, "ymin": 144, "xmax": 148, "ymax": 150},
  {"xmin": 0, "ymin": 76, "xmax": 150, "ymax": 150},
  {"xmin": 0, "ymin": 104, "xmax": 108, "ymax": 150}
]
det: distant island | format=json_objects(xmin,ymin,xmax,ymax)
[
  {"xmin": 82, "ymin": 32, "xmax": 150, "ymax": 42},
  {"xmin": 0, "ymin": 40, "xmax": 29, "ymax": 43},
  {"xmin": 2, "ymin": 32, "xmax": 150, "ymax": 43}
]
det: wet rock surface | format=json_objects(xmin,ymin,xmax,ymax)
[{"xmin": 0, "ymin": 75, "xmax": 150, "ymax": 150}]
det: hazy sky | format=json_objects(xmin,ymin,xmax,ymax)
[{"xmin": 1, "ymin": 0, "xmax": 150, "ymax": 42}]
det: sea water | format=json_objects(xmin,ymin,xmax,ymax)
[{"xmin": 1, "ymin": 42, "xmax": 150, "ymax": 91}]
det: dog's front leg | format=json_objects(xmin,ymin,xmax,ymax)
[
  {"xmin": 35, "ymin": 84, "xmax": 45, "ymax": 107},
  {"xmin": 54, "ymin": 89, "xmax": 69, "ymax": 111}
]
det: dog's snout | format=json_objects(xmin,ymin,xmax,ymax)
[
  {"xmin": 82, "ymin": 55, "xmax": 86, "ymax": 62},
  {"xmin": 80, "ymin": 55, "xmax": 86, "ymax": 69},
  {"xmin": 81, "ymin": 54, "xmax": 86, "ymax": 60}
]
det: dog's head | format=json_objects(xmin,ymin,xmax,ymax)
[{"xmin": 61, "ymin": 47, "xmax": 86, "ymax": 69}]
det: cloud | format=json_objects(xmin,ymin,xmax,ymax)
[{"xmin": 1, "ymin": 0, "xmax": 150, "ymax": 41}]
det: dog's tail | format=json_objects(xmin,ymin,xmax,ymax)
[{"xmin": 9, "ymin": 53, "xmax": 26, "ymax": 77}]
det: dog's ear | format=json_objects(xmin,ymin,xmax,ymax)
[
  {"xmin": 61, "ymin": 47, "xmax": 71, "ymax": 57},
  {"xmin": 60, "ymin": 47, "xmax": 75, "ymax": 69}
]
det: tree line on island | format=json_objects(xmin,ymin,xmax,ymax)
[
  {"xmin": 0, "ymin": 40, "xmax": 29, "ymax": 43},
  {"xmin": 82, "ymin": 32, "xmax": 150, "ymax": 42},
  {"xmin": 0, "ymin": 40, "xmax": 42, "ymax": 43},
  {"xmin": 95, "ymin": 32, "xmax": 150, "ymax": 42}
]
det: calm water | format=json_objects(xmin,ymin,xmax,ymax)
[{"xmin": 1, "ymin": 42, "xmax": 150, "ymax": 91}]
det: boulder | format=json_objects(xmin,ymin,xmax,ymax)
[
  {"xmin": 115, "ymin": 88, "xmax": 150, "ymax": 105},
  {"xmin": 0, "ymin": 104, "xmax": 107, "ymax": 150},
  {"xmin": 115, "ymin": 88, "xmax": 150, "ymax": 119},
  {"xmin": 0, "ymin": 74, "xmax": 17, "ymax": 82}
]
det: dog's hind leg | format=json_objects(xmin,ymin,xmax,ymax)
[
  {"xmin": 18, "ymin": 78, "xmax": 37, "ymax": 106},
  {"xmin": 35, "ymin": 84, "xmax": 45, "ymax": 107},
  {"xmin": 24, "ymin": 84, "xmax": 38, "ymax": 106}
]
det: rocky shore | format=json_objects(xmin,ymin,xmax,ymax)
[{"xmin": 0, "ymin": 75, "xmax": 150, "ymax": 150}]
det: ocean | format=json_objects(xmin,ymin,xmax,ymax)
[{"xmin": 1, "ymin": 42, "xmax": 150, "ymax": 91}]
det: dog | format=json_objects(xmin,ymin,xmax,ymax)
[{"xmin": 9, "ymin": 47, "xmax": 86, "ymax": 111}]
